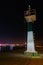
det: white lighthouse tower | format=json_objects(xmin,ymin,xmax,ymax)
[{"xmin": 24, "ymin": 5, "xmax": 38, "ymax": 56}]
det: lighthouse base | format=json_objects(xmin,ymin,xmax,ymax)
[{"xmin": 24, "ymin": 51, "xmax": 38, "ymax": 57}]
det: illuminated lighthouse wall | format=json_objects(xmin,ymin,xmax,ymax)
[{"xmin": 27, "ymin": 21, "xmax": 35, "ymax": 52}]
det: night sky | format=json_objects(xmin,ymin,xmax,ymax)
[
  {"xmin": 0, "ymin": 0, "xmax": 43, "ymax": 42},
  {"xmin": 0, "ymin": 5, "xmax": 24, "ymax": 41}
]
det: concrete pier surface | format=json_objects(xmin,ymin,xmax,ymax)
[
  {"xmin": 0, "ymin": 52, "xmax": 43, "ymax": 65},
  {"xmin": 0, "ymin": 56, "xmax": 43, "ymax": 65}
]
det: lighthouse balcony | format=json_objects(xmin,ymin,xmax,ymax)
[
  {"xmin": 24, "ymin": 9, "xmax": 36, "ymax": 22},
  {"xmin": 25, "ymin": 14, "xmax": 36, "ymax": 22}
]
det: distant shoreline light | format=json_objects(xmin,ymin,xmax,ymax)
[{"xmin": 0, "ymin": 42, "xmax": 26, "ymax": 47}]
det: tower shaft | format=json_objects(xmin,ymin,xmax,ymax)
[{"xmin": 27, "ymin": 22, "xmax": 35, "ymax": 52}]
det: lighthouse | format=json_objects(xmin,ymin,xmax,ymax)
[{"xmin": 24, "ymin": 5, "xmax": 38, "ymax": 56}]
